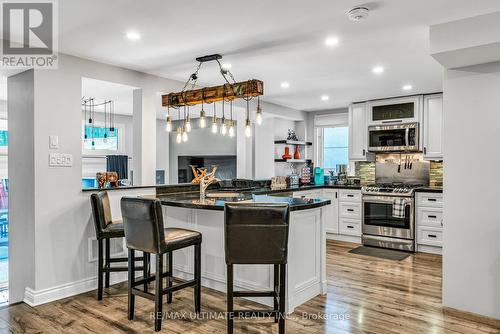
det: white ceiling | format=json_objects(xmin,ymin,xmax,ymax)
[
  {"xmin": 15, "ymin": 1, "xmax": 500, "ymax": 111},
  {"xmin": 81, "ymin": 77, "xmax": 137, "ymax": 116}
]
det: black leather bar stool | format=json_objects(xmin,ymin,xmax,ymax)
[
  {"xmin": 121, "ymin": 197, "xmax": 202, "ymax": 332},
  {"xmin": 90, "ymin": 191, "xmax": 149, "ymax": 300},
  {"xmin": 224, "ymin": 203, "xmax": 290, "ymax": 334}
]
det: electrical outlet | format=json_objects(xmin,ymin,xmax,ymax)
[{"xmin": 49, "ymin": 153, "xmax": 73, "ymax": 167}]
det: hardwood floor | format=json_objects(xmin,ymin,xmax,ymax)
[{"xmin": 0, "ymin": 240, "xmax": 498, "ymax": 333}]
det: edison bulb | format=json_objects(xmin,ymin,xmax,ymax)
[
  {"xmin": 182, "ymin": 130, "xmax": 188, "ymax": 142},
  {"xmin": 199, "ymin": 114, "xmax": 206, "ymax": 128},
  {"xmin": 229, "ymin": 123, "xmax": 235, "ymax": 137},
  {"xmin": 185, "ymin": 121, "xmax": 191, "ymax": 132},
  {"xmin": 245, "ymin": 119, "xmax": 251, "ymax": 137},
  {"xmin": 256, "ymin": 110, "xmax": 263, "ymax": 125},
  {"xmin": 166, "ymin": 115, "xmax": 172, "ymax": 132},
  {"xmin": 221, "ymin": 118, "xmax": 227, "ymax": 136},
  {"xmin": 211, "ymin": 118, "xmax": 218, "ymax": 133},
  {"xmin": 176, "ymin": 129, "xmax": 182, "ymax": 143}
]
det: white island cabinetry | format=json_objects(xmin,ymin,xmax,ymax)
[{"xmin": 162, "ymin": 204, "xmax": 327, "ymax": 313}]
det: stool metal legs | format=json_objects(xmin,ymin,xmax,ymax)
[
  {"xmin": 154, "ymin": 254, "xmax": 164, "ymax": 332},
  {"xmin": 127, "ymin": 245, "xmax": 202, "ymax": 332},
  {"xmin": 226, "ymin": 263, "xmax": 286, "ymax": 334},
  {"xmin": 127, "ymin": 249, "xmax": 135, "ymax": 320}
]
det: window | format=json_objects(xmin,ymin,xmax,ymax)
[
  {"xmin": 83, "ymin": 126, "xmax": 118, "ymax": 151},
  {"xmin": 322, "ymin": 127, "xmax": 348, "ymax": 169}
]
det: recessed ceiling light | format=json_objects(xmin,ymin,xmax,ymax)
[
  {"xmin": 325, "ymin": 36, "xmax": 339, "ymax": 47},
  {"xmin": 372, "ymin": 66, "xmax": 384, "ymax": 74},
  {"xmin": 321, "ymin": 95, "xmax": 330, "ymax": 101},
  {"xmin": 402, "ymin": 84, "xmax": 413, "ymax": 91},
  {"xmin": 126, "ymin": 31, "xmax": 141, "ymax": 41},
  {"xmin": 221, "ymin": 63, "xmax": 232, "ymax": 70},
  {"xmin": 281, "ymin": 82, "xmax": 290, "ymax": 88}
]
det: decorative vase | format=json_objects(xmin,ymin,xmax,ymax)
[
  {"xmin": 282, "ymin": 147, "xmax": 292, "ymax": 160},
  {"xmin": 293, "ymin": 146, "xmax": 301, "ymax": 159}
]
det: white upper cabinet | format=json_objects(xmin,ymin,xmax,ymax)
[
  {"xmin": 349, "ymin": 102, "xmax": 371, "ymax": 161},
  {"xmin": 367, "ymin": 95, "xmax": 423, "ymax": 126},
  {"xmin": 423, "ymin": 94, "xmax": 443, "ymax": 160}
]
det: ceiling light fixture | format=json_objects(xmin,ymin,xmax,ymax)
[
  {"xmin": 126, "ymin": 31, "xmax": 141, "ymax": 41},
  {"xmin": 324, "ymin": 36, "xmax": 339, "ymax": 47},
  {"xmin": 372, "ymin": 66, "xmax": 384, "ymax": 74},
  {"xmin": 321, "ymin": 95, "xmax": 330, "ymax": 101},
  {"xmin": 402, "ymin": 84, "xmax": 413, "ymax": 91},
  {"xmin": 280, "ymin": 82, "xmax": 290, "ymax": 88},
  {"xmin": 162, "ymin": 54, "xmax": 263, "ymax": 143}
]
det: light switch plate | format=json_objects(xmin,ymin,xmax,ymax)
[
  {"xmin": 49, "ymin": 153, "xmax": 73, "ymax": 167},
  {"xmin": 49, "ymin": 135, "xmax": 59, "ymax": 149}
]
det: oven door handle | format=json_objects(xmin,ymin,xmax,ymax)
[{"xmin": 405, "ymin": 127, "xmax": 409, "ymax": 148}]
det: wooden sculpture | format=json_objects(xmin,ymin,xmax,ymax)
[
  {"xmin": 96, "ymin": 172, "xmax": 119, "ymax": 189},
  {"xmin": 191, "ymin": 165, "xmax": 207, "ymax": 184}
]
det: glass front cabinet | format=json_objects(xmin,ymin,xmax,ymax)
[{"xmin": 367, "ymin": 95, "xmax": 422, "ymax": 126}]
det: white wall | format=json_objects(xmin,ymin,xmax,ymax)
[
  {"xmin": 8, "ymin": 54, "xmax": 184, "ymax": 304},
  {"xmin": 442, "ymin": 67, "xmax": 500, "ymax": 319},
  {"xmin": 8, "ymin": 70, "xmax": 36, "ymax": 303},
  {"xmin": 168, "ymin": 122, "xmax": 237, "ymax": 184}
]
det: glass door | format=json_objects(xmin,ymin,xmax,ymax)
[{"xmin": 363, "ymin": 201, "xmax": 411, "ymax": 229}]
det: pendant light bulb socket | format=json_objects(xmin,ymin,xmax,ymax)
[
  {"xmin": 199, "ymin": 110, "xmax": 206, "ymax": 128},
  {"xmin": 245, "ymin": 119, "xmax": 251, "ymax": 137}
]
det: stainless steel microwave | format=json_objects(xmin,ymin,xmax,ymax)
[{"xmin": 368, "ymin": 123, "xmax": 419, "ymax": 152}]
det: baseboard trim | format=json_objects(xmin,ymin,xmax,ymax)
[
  {"xmin": 443, "ymin": 306, "xmax": 500, "ymax": 326},
  {"xmin": 327, "ymin": 233, "xmax": 361, "ymax": 244},
  {"xmin": 24, "ymin": 273, "xmax": 128, "ymax": 307}
]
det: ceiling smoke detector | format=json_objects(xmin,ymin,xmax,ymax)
[{"xmin": 347, "ymin": 6, "xmax": 369, "ymax": 21}]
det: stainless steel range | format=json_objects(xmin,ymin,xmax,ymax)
[{"xmin": 361, "ymin": 183, "xmax": 422, "ymax": 252}]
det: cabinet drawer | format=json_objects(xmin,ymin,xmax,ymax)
[
  {"xmin": 417, "ymin": 207, "xmax": 443, "ymax": 228},
  {"xmin": 339, "ymin": 190, "xmax": 361, "ymax": 203},
  {"xmin": 416, "ymin": 193, "xmax": 443, "ymax": 208},
  {"xmin": 293, "ymin": 191, "xmax": 313, "ymax": 199},
  {"xmin": 339, "ymin": 203, "xmax": 361, "ymax": 219},
  {"xmin": 417, "ymin": 227, "xmax": 443, "ymax": 247},
  {"xmin": 339, "ymin": 218, "xmax": 361, "ymax": 236}
]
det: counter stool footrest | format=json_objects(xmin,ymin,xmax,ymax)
[{"xmin": 233, "ymin": 291, "xmax": 276, "ymax": 298}]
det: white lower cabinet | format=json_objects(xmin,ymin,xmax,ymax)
[
  {"xmin": 294, "ymin": 188, "xmax": 362, "ymax": 240},
  {"xmin": 339, "ymin": 218, "xmax": 361, "ymax": 236},
  {"xmin": 323, "ymin": 189, "xmax": 339, "ymax": 234},
  {"xmin": 416, "ymin": 192, "xmax": 443, "ymax": 253}
]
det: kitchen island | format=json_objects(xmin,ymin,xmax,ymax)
[{"xmin": 156, "ymin": 192, "xmax": 331, "ymax": 313}]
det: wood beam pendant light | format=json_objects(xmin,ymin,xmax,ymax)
[{"xmin": 161, "ymin": 54, "xmax": 264, "ymax": 143}]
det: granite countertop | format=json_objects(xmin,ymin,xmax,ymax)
[
  {"xmin": 157, "ymin": 193, "xmax": 331, "ymax": 211},
  {"xmin": 82, "ymin": 185, "xmax": 157, "ymax": 192}
]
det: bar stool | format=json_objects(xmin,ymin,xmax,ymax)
[
  {"xmin": 224, "ymin": 203, "xmax": 290, "ymax": 334},
  {"xmin": 121, "ymin": 197, "xmax": 202, "ymax": 332},
  {"xmin": 90, "ymin": 191, "xmax": 149, "ymax": 300}
]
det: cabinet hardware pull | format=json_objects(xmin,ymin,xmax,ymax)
[
  {"xmin": 441, "ymin": 219, "xmax": 443, "ymax": 227},
  {"xmin": 347, "ymin": 194, "xmax": 354, "ymax": 197},
  {"xmin": 381, "ymin": 120, "xmax": 404, "ymax": 124},
  {"xmin": 347, "ymin": 225, "xmax": 354, "ymax": 229},
  {"xmin": 347, "ymin": 209, "xmax": 354, "ymax": 212},
  {"xmin": 335, "ymin": 192, "xmax": 338, "ymax": 199},
  {"xmin": 363, "ymin": 149, "xmax": 366, "ymax": 156},
  {"xmin": 428, "ymin": 234, "xmax": 437, "ymax": 238},
  {"xmin": 424, "ymin": 147, "xmax": 427, "ymax": 154},
  {"xmin": 428, "ymin": 215, "xmax": 437, "ymax": 219},
  {"xmin": 427, "ymin": 198, "xmax": 437, "ymax": 202}
]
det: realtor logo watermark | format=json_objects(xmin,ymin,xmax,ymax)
[{"xmin": 1, "ymin": 0, "xmax": 58, "ymax": 69}]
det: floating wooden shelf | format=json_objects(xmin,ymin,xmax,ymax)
[
  {"xmin": 274, "ymin": 159, "xmax": 311, "ymax": 163},
  {"xmin": 274, "ymin": 140, "xmax": 312, "ymax": 146}
]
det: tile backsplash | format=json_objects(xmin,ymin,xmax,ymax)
[
  {"xmin": 355, "ymin": 161, "xmax": 375, "ymax": 185},
  {"xmin": 429, "ymin": 160, "xmax": 443, "ymax": 187},
  {"xmin": 355, "ymin": 156, "xmax": 443, "ymax": 187}
]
